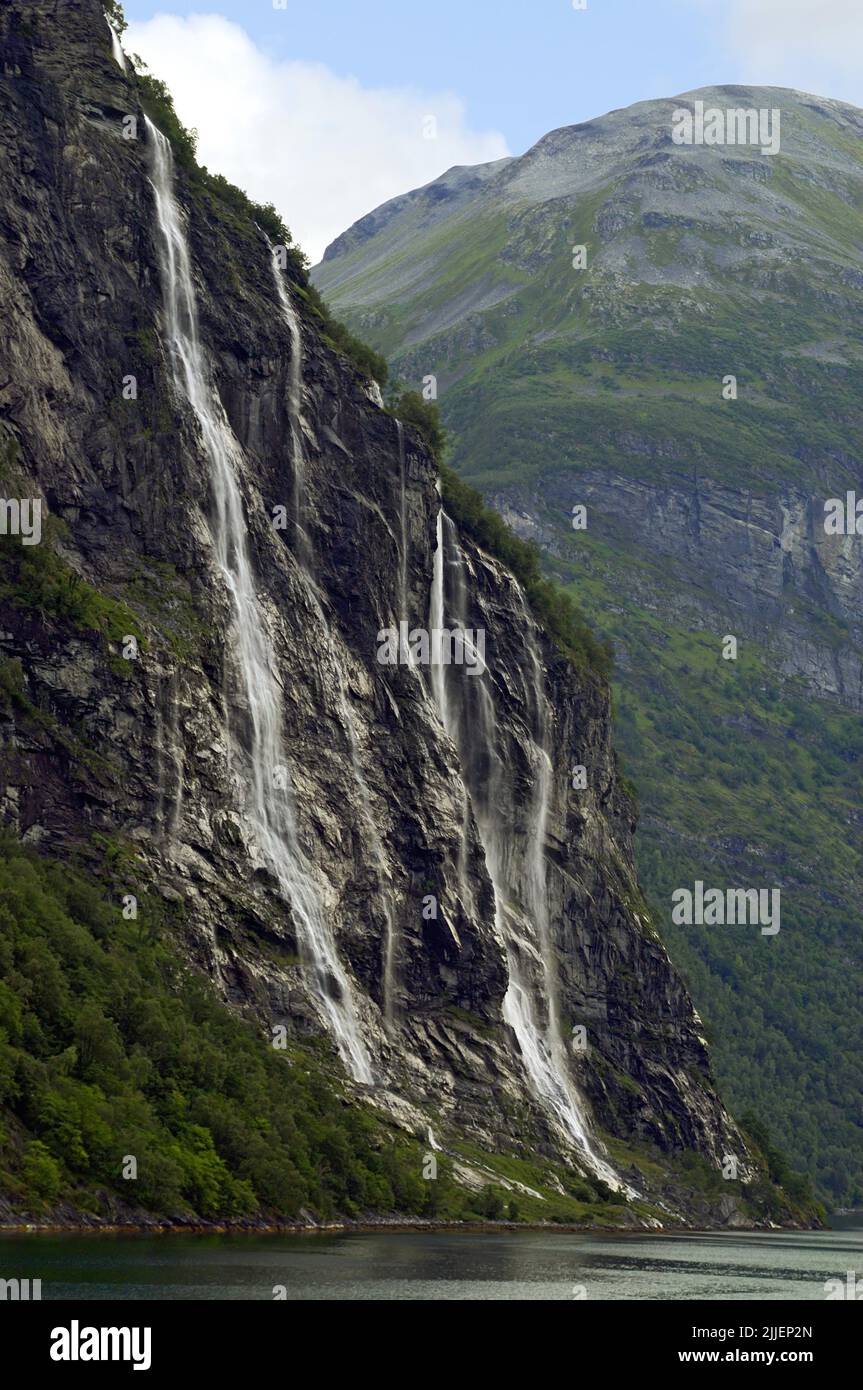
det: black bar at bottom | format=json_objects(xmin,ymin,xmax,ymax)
[{"xmin": 6, "ymin": 1298, "xmax": 857, "ymax": 1376}]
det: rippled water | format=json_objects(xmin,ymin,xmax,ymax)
[{"xmin": 1, "ymin": 1224, "xmax": 861, "ymax": 1301}]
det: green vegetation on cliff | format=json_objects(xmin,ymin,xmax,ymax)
[
  {"xmin": 0, "ymin": 838, "xmax": 458, "ymax": 1222},
  {"xmin": 0, "ymin": 523, "xmax": 143, "ymax": 646},
  {"xmin": 0, "ymin": 839, "xmax": 638, "ymax": 1226},
  {"xmin": 603, "ymin": 596, "xmax": 863, "ymax": 1206}
]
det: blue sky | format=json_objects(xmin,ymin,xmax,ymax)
[
  {"xmin": 119, "ymin": 1, "xmax": 862, "ymax": 260},
  {"xmin": 123, "ymin": 0, "xmax": 727, "ymax": 155}
]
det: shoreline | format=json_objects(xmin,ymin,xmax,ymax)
[{"xmin": 0, "ymin": 1217, "xmax": 820, "ymax": 1238}]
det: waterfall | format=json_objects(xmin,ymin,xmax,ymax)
[
  {"xmin": 430, "ymin": 511, "xmax": 474, "ymax": 918},
  {"xmin": 105, "ymin": 18, "xmax": 126, "ymax": 71},
  {"xmin": 343, "ymin": 695, "xmax": 399, "ymax": 1029},
  {"xmin": 430, "ymin": 510, "xmax": 623, "ymax": 1188},
  {"xmin": 429, "ymin": 508, "xmax": 449, "ymax": 726},
  {"xmin": 397, "ymin": 421, "xmax": 408, "ymax": 618},
  {"xmin": 395, "ymin": 421, "xmax": 412, "ymax": 666},
  {"xmin": 168, "ymin": 672, "xmax": 185, "ymax": 842},
  {"xmin": 269, "ymin": 243, "xmax": 399, "ymax": 1029},
  {"xmin": 144, "ymin": 118, "xmax": 372, "ymax": 1084},
  {"xmin": 268, "ymin": 247, "xmax": 309, "ymax": 562}
]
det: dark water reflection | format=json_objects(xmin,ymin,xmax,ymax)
[{"xmin": 1, "ymin": 1223, "xmax": 861, "ymax": 1300}]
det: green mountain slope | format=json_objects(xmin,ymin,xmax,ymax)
[{"xmin": 314, "ymin": 85, "xmax": 863, "ymax": 1206}]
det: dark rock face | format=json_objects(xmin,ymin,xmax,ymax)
[{"xmin": 0, "ymin": 0, "xmax": 743, "ymax": 1202}]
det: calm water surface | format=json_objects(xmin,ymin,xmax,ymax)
[{"xmin": 2, "ymin": 1221, "xmax": 862, "ymax": 1300}]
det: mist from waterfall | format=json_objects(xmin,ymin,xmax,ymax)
[
  {"xmin": 145, "ymin": 118, "xmax": 372, "ymax": 1084},
  {"xmin": 430, "ymin": 511, "xmax": 622, "ymax": 1188}
]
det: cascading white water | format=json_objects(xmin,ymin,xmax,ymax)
[
  {"xmin": 395, "ymin": 421, "xmax": 415, "ymax": 668},
  {"xmin": 512, "ymin": 629, "xmax": 622, "ymax": 1188},
  {"xmin": 431, "ymin": 510, "xmax": 477, "ymax": 917},
  {"xmin": 396, "ymin": 421, "xmax": 408, "ymax": 619},
  {"xmin": 524, "ymin": 634, "xmax": 563, "ymax": 1046},
  {"xmin": 168, "ymin": 673, "xmax": 185, "ymax": 841},
  {"xmin": 429, "ymin": 508, "xmax": 449, "ymax": 727},
  {"xmin": 105, "ymin": 18, "xmax": 126, "ymax": 70},
  {"xmin": 430, "ymin": 511, "xmax": 623, "ymax": 1188},
  {"xmin": 269, "ymin": 244, "xmax": 399, "ymax": 1029},
  {"xmin": 145, "ymin": 117, "xmax": 371, "ymax": 1083},
  {"xmin": 268, "ymin": 246, "xmax": 310, "ymax": 562},
  {"xmin": 342, "ymin": 692, "xmax": 399, "ymax": 1028}
]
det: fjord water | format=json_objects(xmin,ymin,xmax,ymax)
[
  {"xmin": 145, "ymin": 121, "xmax": 372, "ymax": 1083},
  {"xmin": 3, "ymin": 1226, "xmax": 860, "ymax": 1300}
]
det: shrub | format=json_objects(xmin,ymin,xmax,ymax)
[
  {"xmin": 386, "ymin": 388, "xmax": 447, "ymax": 460},
  {"xmin": 303, "ymin": 281, "xmax": 388, "ymax": 386},
  {"xmin": 0, "ymin": 519, "xmax": 143, "ymax": 644},
  {"xmin": 22, "ymin": 1140, "xmax": 62, "ymax": 1203},
  {"xmin": 133, "ymin": 70, "xmax": 198, "ymax": 171},
  {"xmin": 102, "ymin": 2, "xmax": 127, "ymax": 37}
]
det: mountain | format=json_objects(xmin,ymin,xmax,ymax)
[
  {"xmin": 0, "ymin": 2, "xmax": 823, "ymax": 1231},
  {"xmin": 314, "ymin": 85, "xmax": 863, "ymax": 1207}
]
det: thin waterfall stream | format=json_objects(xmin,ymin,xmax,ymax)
[
  {"xmin": 145, "ymin": 119, "xmax": 372, "ymax": 1084},
  {"xmin": 430, "ymin": 510, "xmax": 624, "ymax": 1189},
  {"xmin": 267, "ymin": 245, "xmax": 310, "ymax": 564},
  {"xmin": 105, "ymin": 18, "xmax": 126, "ymax": 70},
  {"xmin": 269, "ymin": 242, "xmax": 399, "ymax": 1030}
]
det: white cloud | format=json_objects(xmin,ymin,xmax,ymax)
[
  {"xmin": 124, "ymin": 14, "xmax": 509, "ymax": 263},
  {"xmin": 701, "ymin": 0, "xmax": 863, "ymax": 102}
]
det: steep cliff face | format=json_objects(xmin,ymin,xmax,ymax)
[
  {"xmin": 313, "ymin": 84, "xmax": 863, "ymax": 1206},
  {"xmin": 0, "ymin": 0, "xmax": 788, "ymax": 1226}
]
